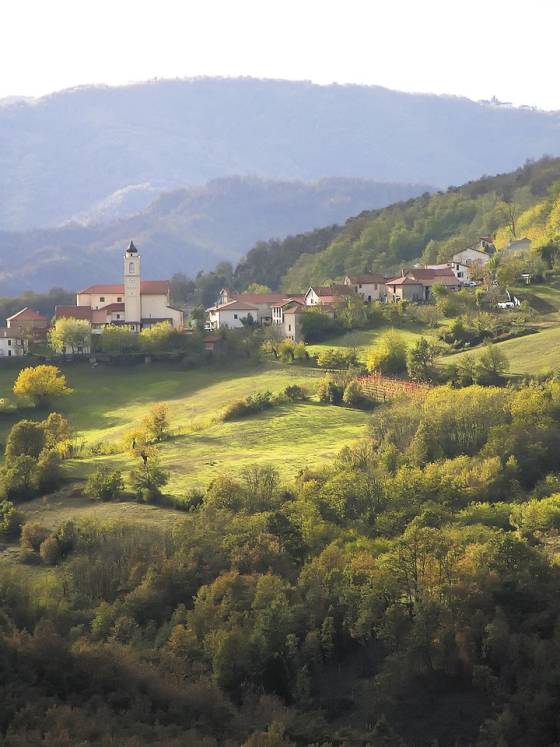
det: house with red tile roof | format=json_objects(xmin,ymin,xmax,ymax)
[
  {"xmin": 55, "ymin": 242, "xmax": 183, "ymax": 333},
  {"xmin": 6, "ymin": 307, "xmax": 49, "ymax": 340},
  {"xmin": 385, "ymin": 267, "xmax": 459, "ymax": 302},
  {"xmin": 343, "ymin": 273, "xmax": 387, "ymax": 302}
]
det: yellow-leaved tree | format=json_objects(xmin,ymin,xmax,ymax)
[{"xmin": 13, "ymin": 365, "xmax": 73, "ymax": 408}]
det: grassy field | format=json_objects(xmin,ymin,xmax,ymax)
[
  {"xmin": 443, "ymin": 326, "xmax": 560, "ymax": 375},
  {"xmin": 0, "ymin": 361, "xmax": 371, "ymax": 507},
  {"xmin": 306, "ymin": 325, "xmax": 426, "ymax": 362}
]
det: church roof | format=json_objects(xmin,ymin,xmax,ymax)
[
  {"xmin": 78, "ymin": 280, "xmax": 170, "ymax": 295},
  {"xmin": 55, "ymin": 305, "xmax": 93, "ymax": 321},
  {"xmin": 127, "ymin": 240, "xmax": 138, "ymax": 253}
]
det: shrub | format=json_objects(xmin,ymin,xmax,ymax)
[
  {"xmin": 284, "ymin": 384, "xmax": 308, "ymax": 402},
  {"xmin": 0, "ymin": 500, "xmax": 24, "ymax": 537},
  {"xmin": 0, "ymin": 455, "xmax": 37, "ymax": 501},
  {"xmin": 475, "ymin": 342, "xmax": 510, "ymax": 385},
  {"xmin": 86, "ymin": 465, "xmax": 125, "ymax": 501},
  {"xmin": 407, "ymin": 337, "xmax": 439, "ymax": 382},
  {"xmin": 39, "ymin": 535, "xmax": 62, "ymax": 565},
  {"xmin": 342, "ymin": 380, "xmax": 364, "ymax": 408},
  {"xmin": 5, "ymin": 420, "xmax": 46, "ymax": 462},
  {"xmin": 34, "ymin": 449, "xmax": 63, "ymax": 493},
  {"xmin": 367, "ymin": 330, "xmax": 408, "ymax": 375},
  {"xmin": 222, "ymin": 391, "xmax": 274, "ymax": 421},
  {"xmin": 142, "ymin": 404, "xmax": 170, "ymax": 443},
  {"xmin": 317, "ymin": 347, "xmax": 358, "ymax": 369},
  {"xmin": 129, "ymin": 453, "xmax": 169, "ymax": 501},
  {"xmin": 21, "ymin": 523, "xmax": 51, "ymax": 551},
  {"xmin": 316, "ymin": 375, "xmax": 344, "ymax": 405}
]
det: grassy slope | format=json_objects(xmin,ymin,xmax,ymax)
[
  {"xmin": 443, "ymin": 325, "xmax": 560, "ymax": 375},
  {"xmin": 442, "ymin": 284, "xmax": 560, "ymax": 375},
  {"xmin": 0, "ymin": 361, "xmax": 370, "ymax": 506},
  {"xmin": 306, "ymin": 325, "xmax": 425, "ymax": 362}
]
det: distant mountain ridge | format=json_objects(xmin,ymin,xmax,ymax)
[
  {"xmin": 0, "ymin": 175, "xmax": 430, "ymax": 294},
  {"xmin": 2, "ymin": 77, "xmax": 560, "ymax": 230}
]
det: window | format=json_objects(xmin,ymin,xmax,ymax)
[
  {"xmin": 117, "ymin": 297, "xmax": 122, "ymax": 302},
  {"xmin": 7, "ymin": 339, "xmax": 11, "ymax": 346},
  {"xmin": 234, "ymin": 314, "xmax": 238, "ymax": 320},
  {"xmin": 129, "ymin": 262, "xmax": 135, "ymax": 273},
  {"xmin": 288, "ymin": 324, "xmax": 292, "ymax": 332},
  {"xmin": 116, "ymin": 314, "xmax": 121, "ymax": 319},
  {"xmin": 100, "ymin": 296, "xmax": 105, "ymax": 302}
]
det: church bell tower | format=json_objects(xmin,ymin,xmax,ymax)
[{"xmin": 124, "ymin": 240, "xmax": 141, "ymax": 326}]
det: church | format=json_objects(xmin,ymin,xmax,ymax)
[{"xmin": 55, "ymin": 241, "xmax": 183, "ymax": 333}]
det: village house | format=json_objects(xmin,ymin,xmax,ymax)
[
  {"xmin": 448, "ymin": 244, "xmax": 492, "ymax": 284},
  {"xmin": 55, "ymin": 242, "xmax": 183, "ymax": 333},
  {"xmin": 6, "ymin": 307, "xmax": 49, "ymax": 340},
  {"xmin": 207, "ymin": 289, "xmax": 306, "ymax": 337},
  {"xmin": 304, "ymin": 284, "xmax": 350, "ymax": 306},
  {"xmin": 385, "ymin": 267, "xmax": 459, "ymax": 302},
  {"xmin": 343, "ymin": 273, "xmax": 386, "ymax": 302},
  {"xmin": 0, "ymin": 327, "xmax": 28, "ymax": 357}
]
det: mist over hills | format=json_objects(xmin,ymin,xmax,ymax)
[
  {"xmin": 2, "ymin": 77, "xmax": 560, "ymax": 231},
  {"xmin": 0, "ymin": 175, "xmax": 430, "ymax": 294}
]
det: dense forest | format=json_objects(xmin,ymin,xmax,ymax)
[{"xmin": 4, "ymin": 380, "xmax": 560, "ymax": 744}]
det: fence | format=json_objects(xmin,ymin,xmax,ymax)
[{"xmin": 357, "ymin": 374, "xmax": 431, "ymax": 402}]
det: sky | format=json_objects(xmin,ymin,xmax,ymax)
[{"xmin": 1, "ymin": 0, "xmax": 559, "ymax": 109}]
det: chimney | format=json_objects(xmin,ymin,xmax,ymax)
[{"xmin": 401, "ymin": 268, "xmax": 405, "ymax": 277}]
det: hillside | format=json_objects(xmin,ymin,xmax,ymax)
[
  {"xmin": 0, "ymin": 176, "xmax": 429, "ymax": 294},
  {"xmin": 2, "ymin": 77, "xmax": 560, "ymax": 229},
  {"xmin": 265, "ymin": 157, "xmax": 560, "ymax": 290}
]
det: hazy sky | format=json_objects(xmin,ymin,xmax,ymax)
[{"xmin": 2, "ymin": 0, "xmax": 559, "ymax": 109}]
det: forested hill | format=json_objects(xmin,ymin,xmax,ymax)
[
  {"xmin": 231, "ymin": 157, "xmax": 560, "ymax": 292},
  {"xmin": 0, "ymin": 176, "xmax": 429, "ymax": 295},
  {"xmin": 2, "ymin": 77, "xmax": 560, "ymax": 229}
]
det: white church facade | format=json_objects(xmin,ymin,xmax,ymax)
[{"xmin": 55, "ymin": 242, "xmax": 183, "ymax": 333}]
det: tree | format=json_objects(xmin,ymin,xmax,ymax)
[
  {"xmin": 99, "ymin": 325, "xmax": 140, "ymax": 355},
  {"xmin": 0, "ymin": 500, "xmax": 23, "ymax": 537},
  {"xmin": 142, "ymin": 404, "xmax": 170, "ymax": 443},
  {"xmin": 34, "ymin": 449, "xmax": 63, "ymax": 493},
  {"xmin": 339, "ymin": 293, "xmax": 368, "ymax": 329},
  {"xmin": 140, "ymin": 321, "xmax": 180, "ymax": 352},
  {"xmin": 0, "ymin": 455, "xmax": 38, "ymax": 500},
  {"xmin": 407, "ymin": 337, "xmax": 438, "ymax": 382},
  {"xmin": 13, "ymin": 365, "xmax": 72, "ymax": 408},
  {"xmin": 129, "ymin": 450, "xmax": 169, "ymax": 502},
  {"xmin": 86, "ymin": 464, "xmax": 125, "ymax": 501},
  {"xmin": 5, "ymin": 420, "xmax": 46, "ymax": 461},
  {"xmin": 246, "ymin": 282, "xmax": 272, "ymax": 294},
  {"xmin": 48, "ymin": 318, "xmax": 91, "ymax": 355},
  {"xmin": 367, "ymin": 330, "xmax": 408, "ymax": 375},
  {"xmin": 476, "ymin": 342, "xmax": 510, "ymax": 384},
  {"xmin": 190, "ymin": 305, "xmax": 207, "ymax": 332},
  {"xmin": 42, "ymin": 412, "xmax": 71, "ymax": 451}
]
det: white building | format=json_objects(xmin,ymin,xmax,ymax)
[
  {"xmin": 448, "ymin": 246, "xmax": 492, "ymax": 284},
  {"xmin": 56, "ymin": 242, "xmax": 183, "ymax": 333},
  {"xmin": 343, "ymin": 273, "xmax": 386, "ymax": 301},
  {"xmin": 206, "ymin": 299, "xmax": 260, "ymax": 330},
  {"xmin": 0, "ymin": 328, "xmax": 27, "ymax": 357}
]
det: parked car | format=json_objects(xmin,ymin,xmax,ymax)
[{"xmin": 497, "ymin": 301, "xmax": 515, "ymax": 309}]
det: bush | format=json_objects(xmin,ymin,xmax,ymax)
[
  {"xmin": 142, "ymin": 404, "xmax": 170, "ymax": 443},
  {"xmin": 34, "ymin": 449, "xmax": 63, "ymax": 493},
  {"xmin": 367, "ymin": 330, "xmax": 408, "ymax": 375},
  {"xmin": 0, "ymin": 500, "xmax": 24, "ymax": 537},
  {"xmin": 129, "ymin": 453, "xmax": 169, "ymax": 501},
  {"xmin": 284, "ymin": 385, "xmax": 308, "ymax": 402},
  {"xmin": 342, "ymin": 380, "xmax": 364, "ymax": 408},
  {"xmin": 222, "ymin": 391, "xmax": 274, "ymax": 421},
  {"xmin": 317, "ymin": 375, "xmax": 344, "ymax": 405},
  {"xmin": 39, "ymin": 535, "xmax": 62, "ymax": 565},
  {"xmin": 21, "ymin": 523, "xmax": 51, "ymax": 551},
  {"xmin": 86, "ymin": 465, "xmax": 124, "ymax": 501},
  {"xmin": 317, "ymin": 347, "xmax": 358, "ymax": 369}
]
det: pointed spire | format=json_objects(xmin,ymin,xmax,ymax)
[{"xmin": 127, "ymin": 240, "xmax": 138, "ymax": 254}]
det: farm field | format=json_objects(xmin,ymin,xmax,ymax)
[{"xmin": 0, "ymin": 361, "xmax": 371, "ymax": 508}]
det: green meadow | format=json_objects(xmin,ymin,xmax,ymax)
[
  {"xmin": 305, "ymin": 325, "xmax": 425, "ymax": 362},
  {"xmin": 0, "ymin": 362, "xmax": 370, "ymax": 521}
]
